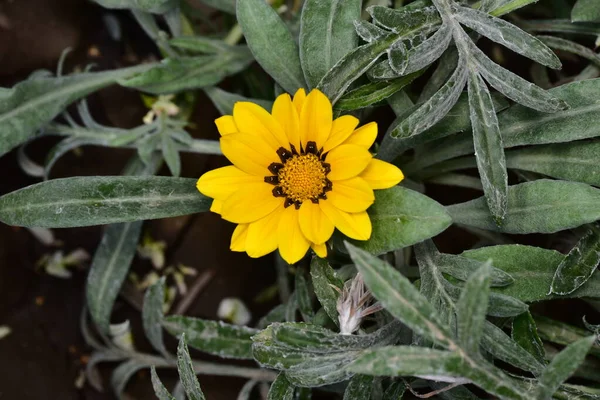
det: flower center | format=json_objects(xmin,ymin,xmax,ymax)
[{"xmin": 264, "ymin": 141, "xmax": 332, "ymax": 209}]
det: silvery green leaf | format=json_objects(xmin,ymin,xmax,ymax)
[
  {"xmin": 464, "ymin": 32, "xmax": 568, "ymax": 113},
  {"xmin": 177, "ymin": 334, "xmax": 206, "ymax": 400},
  {"xmin": 0, "ymin": 176, "xmax": 210, "ymax": 228},
  {"xmin": 137, "ymin": 134, "xmax": 162, "ymax": 166},
  {"xmin": 163, "ymin": 315, "xmax": 258, "ymax": 359},
  {"xmin": 91, "ymin": 0, "xmax": 177, "ymax": 13},
  {"xmin": 346, "ymin": 243, "xmax": 454, "ymax": 347},
  {"xmin": 295, "ymin": 272, "xmax": 314, "ymax": 321},
  {"xmin": 480, "ymin": 0, "xmax": 510, "ymax": 13},
  {"xmin": 418, "ymin": 46, "xmax": 458, "ymax": 102},
  {"xmin": 268, "ymin": 373, "xmax": 295, "ymax": 400},
  {"xmin": 143, "ymin": 277, "xmax": 169, "ymax": 357},
  {"xmin": 448, "ymin": 180, "xmax": 600, "ymax": 234},
  {"xmin": 456, "ymin": 262, "xmax": 492, "ymax": 354},
  {"xmin": 463, "ymin": 245, "xmax": 600, "ymax": 302},
  {"xmin": 512, "ymin": 312, "xmax": 546, "ymax": 365},
  {"xmin": 454, "ymin": 5, "xmax": 561, "ymax": 69},
  {"xmin": 368, "ymin": 6, "xmax": 441, "ymax": 31},
  {"xmin": 284, "ymin": 351, "xmax": 359, "ymax": 387},
  {"xmin": 388, "ymin": 41, "xmax": 409, "ymax": 75},
  {"xmin": 356, "ymin": 186, "xmax": 452, "ymax": 256},
  {"xmin": 17, "ymin": 147, "xmax": 44, "ymax": 178},
  {"xmin": 111, "ymin": 359, "xmax": 149, "ymax": 399},
  {"xmin": 203, "ymin": 86, "xmax": 273, "ymax": 116},
  {"xmin": 508, "ymin": 19, "xmax": 600, "ymax": 37},
  {"xmin": 237, "ymin": 380, "xmax": 258, "ymax": 400},
  {"xmin": 151, "ymin": 367, "xmax": 176, "ymax": 400},
  {"xmin": 237, "ymin": 0, "xmax": 306, "ymax": 94},
  {"xmin": 343, "ymin": 375, "xmax": 373, "ymax": 400},
  {"xmin": 257, "ymin": 304, "xmax": 286, "ymax": 329},
  {"xmin": 550, "ymin": 227, "xmax": 600, "ymax": 295},
  {"xmin": 535, "ymin": 336, "xmax": 596, "ymax": 399},
  {"xmin": 335, "ymin": 71, "xmax": 422, "ymax": 111},
  {"xmin": 87, "ymin": 222, "xmax": 143, "ymax": 334},
  {"xmin": 86, "ymin": 351, "xmax": 128, "ymax": 391},
  {"xmin": 169, "ymin": 36, "xmax": 231, "ymax": 54},
  {"xmin": 538, "ymin": 36, "xmax": 600, "ymax": 68},
  {"xmin": 120, "ymin": 52, "xmax": 253, "ymax": 94},
  {"xmin": 467, "ymin": 69, "xmax": 508, "ymax": 223},
  {"xmin": 383, "ymin": 380, "xmax": 405, "ymax": 399},
  {"xmin": 0, "ymin": 64, "xmax": 150, "ymax": 158},
  {"xmin": 354, "ymin": 20, "xmax": 388, "ymax": 43},
  {"xmin": 572, "ymin": 0, "xmax": 600, "ymax": 22},
  {"xmin": 444, "ymin": 279, "xmax": 527, "ymax": 318},
  {"xmin": 434, "ymin": 251, "xmax": 514, "ymax": 287},
  {"xmin": 389, "ymin": 54, "xmax": 467, "ymax": 139},
  {"xmin": 299, "ymin": 0, "xmax": 362, "ymax": 89},
  {"xmin": 310, "ymin": 258, "xmax": 342, "ymax": 325},
  {"xmin": 196, "ymin": 0, "xmax": 235, "ymax": 14},
  {"xmin": 162, "ymin": 135, "xmax": 181, "ymax": 177},
  {"xmin": 402, "ymin": 21, "xmax": 452, "ymax": 75}
]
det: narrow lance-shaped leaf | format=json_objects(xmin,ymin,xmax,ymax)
[
  {"xmin": 389, "ymin": 54, "xmax": 467, "ymax": 139},
  {"xmin": 151, "ymin": 367, "xmax": 177, "ymax": 400},
  {"xmin": 91, "ymin": 0, "xmax": 177, "ymax": 13},
  {"xmin": 310, "ymin": 258, "xmax": 342, "ymax": 326},
  {"xmin": 237, "ymin": 0, "xmax": 306, "ymax": 94},
  {"xmin": 402, "ymin": 21, "xmax": 453, "ymax": 75},
  {"xmin": 467, "ymin": 68, "xmax": 508, "ymax": 223},
  {"xmin": 163, "ymin": 315, "xmax": 258, "ymax": 359},
  {"xmin": 0, "ymin": 176, "xmax": 211, "ymax": 228},
  {"xmin": 572, "ymin": 0, "xmax": 600, "ymax": 22},
  {"xmin": 111, "ymin": 359, "xmax": 150, "ymax": 399},
  {"xmin": 454, "ymin": 5, "xmax": 561, "ymax": 69},
  {"xmin": 295, "ymin": 271, "xmax": 315, "ymax": 321},
  {"xmin": 267, "ymin": 373, "xmax": 295, "ymax": 400},
  {"xmin": 299, "ymin": 0, "xmax": 362, "ymax": 89},
  {"xmin": 177, "ymin": 334, "xmax": 206, "ymax": 400},
  {"xmin": 534, "ymin": 336, "xmax": 596, "ymax": 399},
  {"xmin": 456, "ymin": 262, "xmax": 493, "ymax": 354},
  {"xmin": 203, "ymin": 86, "xmax": 273, "ymax": 116},
  {"xmin": 538, "ymin": 36, "xmax": 600, "ymax": 68},
  {"xmin": 550, "ymin": 226, "xmax": 600, "ymax": 295},
  {"xmin": 343, "ymin": 374, "xmax": 374, "ymax": 400},
  {"xmin": 162, "ymin": 135, "xmax": 181, "ymax": 177},
  {"xmin": 143, "ymin": 277, "xmax": 169, "ymax": 358},
  {"xmin": 512, "ymin": 312, "xmax": 546, "ymax": 365},
  {"xmin": 448, "ymin": 180, "xmax": 600, "ymax": 234}
]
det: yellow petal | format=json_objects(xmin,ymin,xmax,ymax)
[
  {"xmin": 278, "ymin": 206, "xmax": 310, "ymax": 264},
  {"xmin": 328, "ymin": 177, "xmax": 374, "ymax": 213},
  {"xmin": 322, "ymin": 115, "xmax": 359, "ymax": 153},
  {"xmin": 197, "ymin": 166, "xmax": 262, "ymax": 200},
  {"xmin": 220, "ymin": 132, "xmax": 275, "ymax": 176},
  {"xmin": 300, "ymin": 89, "xmax": 332, "ymax": 148},
  {"xmin": 233, "ymin": 102, "xmax": 289, "ymax": 150},
  {"xmin": 311, "ymin": 242, "xmax": 327, "ymax": 258},
  {"xmin": 210, "ymin": 199, "xmax": 223, "ymax": 214},
  {"xmin": 215, "ymin": 115, "xmax": 238, "ymax": 136},
  {"xmin": 272, "ymin": 93, "xmax": 301, "ymax": 151},
  {"xmin": 343, "ymin": 122, "xmax": 378, "ymax": 149},
  {"xmin": 231, "ymin": 224, "xmax": 248, "ymax": 252},
  {"xmin": 246, "ymin": 206, "xmax": 283, "ymax": 258},
  {"xmin": 326, "ymin": 144, "xmax": 372, "ymax": 181},
  {"xmin": 360, "ymin": 159, "xmax": 405, "ymax": 189},
  {"xmin": 320, "ymin": 200, "xmax": 372, "ymax": 240},
  {"xmin": 293, "ymin": 88, "xmax": 306, "ymax": 115},
  {"xmin": 298, "ymin": 201, "xmax": 335, "ymax": 245},
  {"xmin": 221, "ymin": 182, "xmax": 283, "ymax": 224}
]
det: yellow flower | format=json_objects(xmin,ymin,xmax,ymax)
[{"xmin": 196, "ymin": 89, "xmax": 404, "ymax": 264}]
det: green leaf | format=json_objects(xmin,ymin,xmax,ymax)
[
  {"xmin": 505, "ymin": 140, "xmax": 600, "ymax": 188},
  {"xmin": 310, "ymin": 258, "xmax": 342, "ymax": 326},
  {"xmin": 177, "ymin": 334, "xmax": 206, "ymax": 400},
  {"xmin": 334, "ymin": 71, "xmax": 422, "ymax": 111},
  {"xmin": 0, "ymin": 65, "xmax": 150, "ymax": 158},
  {"xmin": 467, "ymin": 69, "xmax": 507, "ymax": 223},
  {"xmin": 268, "ymin": 373, "xmax": 295, "ymax": 400},
  {"xmin": 346, "ymin": 243, "xmax": 453, "ymax": 347},
  {"xmin": 435, "ymin": 251, "xmax": 514, "ymax": 287},
  {"xmin": 356, "ymin": 186, "xmax": 451, "ymax": 255},
  {"xmin": 169, "ymin": 36, "xmax": 231, "ymax": 54},
  {"xmin": 454, "ymin": 6, "xmax": 561, "ymax": 69},
  {"xmin": 151, "ymin": 367, "xmax": 176, "ymax": 400},
  {"xmin": 203, "ymin": 86, "xmax": 273, "ymax": 116},
  {"xmin": 143, "ymin": 277, "xmax": 169, "ymax": 358},
  {"xmin": 456, "ymin": 262, "xmax": 492, "ymax": 354},
  {"xmin": 91, "ymin": 0, "xmax": 177, "ymax": 13},
  {"xmin": 512, "ymin": 312, "xmax": 546, "ymax": 365},
  {"xmin": 295, "ymin": 271, "xmax": 314, "ymax": 321},
  {"xmin": 0, "ymin": 176, "xmax": 211, "ymax": 228},
  {"xmin": 349, "ymin": 346, "xmax": 463, "ymax": 379},
  {"xmin": 120, "ymin": 52, "xmax": 253, "ymax": 94},
  {"xmin": 534, "ymin": 315, "xmax": 600, "ymax": 358},
  {"xmin": 538, "ymin": 36, "xmax": 600, "ymax": 68},
  {"xmin": 163, "ymin": 315, "xmax": 258, "ymax": 359},
  {"xmin": 383, "ymin": 381, "xmax": 406, "ymax": 400},
  {"xmin": 463, "ymin": 245, "xmax": 600, "ymax": 302},
  {"xmin": 86, "ymin": 222, "xmax": 143, "ymax": 334},
  {"xmin": 237, "ymin": 0, "xmax": 306, "ymax": 94},
  {"xmin": 299, "ymin": 0, "xmax": 361, "ymax": 89},
  {"xmin": 194, "ymin": 0, "xmax": 235, "ymax": 14},
  {"xmin": 535, "ymin": 336, "xmax": 596, "ymax": 399},
  {"xmin": 284, "ymin": 352, "xmax": 359, "ymax": 387},
  {"xmin": 550, "ymin": 227, "xmax": 600, "ymax": 295},
  {"xmin": 162, "ymin": 135, "xmax": 181, "ymax": 177},
  {"xmin": 572, "ymin": 0, "xmax": 600, "ymax": 22},
  {"xmin": 111, "ymin": 359, "xmax": 149, "ymax": 399},
  {"xmin": 343, "ymin": 374, "xmax": 373, "ymax": 400},
  {"xmin": 448, "ymin": 180, "xmax": 600, "ymax": 234}
]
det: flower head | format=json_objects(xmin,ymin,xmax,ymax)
[{"xmin": 197, "ymin": 89, "xmax": 403, "ymax": 264}]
